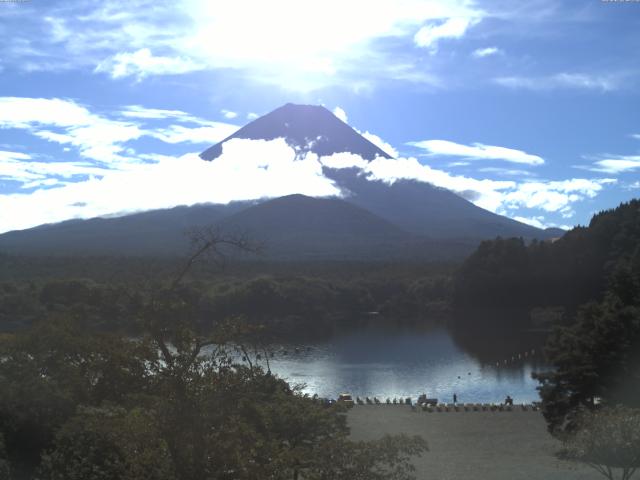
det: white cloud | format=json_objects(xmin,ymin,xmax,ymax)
[
  {"xmin": 21, "ymin": 178, "xmax": 65, "ymax": 190},
  {"xmin": 0, "ymin": 97, "xmax": 95, "ymax": 129},
  {"xmin": 0, "ymin": 97, "xmax": 143, "ymax": 164},
  {"xmin": 479, "ymin": 167, "xmax": 535, "ymax": 177},
  {"xmin": 627, "ymin": 181, "xmax": 640, "ymax": 190},
  {"xmin": 0, "ymin": 138, "xmax": 339, "ymax": 232},
  {"xmin": 34, "ymin": 123, "xmax": 143, "ymax": 163},
  {"xmin": 332, "ymin": 107, "xmax": 348, "ymax": 123},
  {"xmin": 0, "ymin": 133, "xmax": 616, "ymax": 234},
  {"xmin": 0, "ymin": 97, "xmax": 238, "ymax": 164},
  {"xmin": 95, "ymin": 48, "xmax": 204, "ymax": 80},
  {"xmin": 364, "ymin": 156, "xmax": 515, "ymax": 212},
  {"xmin": 0, "ymin": 150, "xmax": 108, "ymax": 188},
  {"xmin": 0, "ymin": 150, "xmax": 31, "ymax": 162},
  {"xmin": 327, "ymin": 108, "xmax": 398, "ymax": 157},
  {"xmin": 221, "ymin": 109, "xmax": 238, "ymax": 119},
  {"xmin": 501, "ymin": 178, "xmax": 616, "ymax": 213},
  {"xmin": 360, "ymin": 131, "xmax": 399, "ymax": 158},
  {"xmin": 0, "ymin": 98, "xmax": 614, "ymax": 234},
  {"xmin": 511, "ymin": 216, "xmax": 570, "ymax": 231},
  {"xmin": 589, "ymin": 156, "xmax": 640, "ymax": 174},
  {"xmin": 414, "ymin": 17, "xmax": 476, "ymax": 52},
  {"xmin": 381, "ymin": 63, "xmax": 444, "ymax": 87},
  {"xmin": 320, "ymin": 152, "xmax": 507, "ymax": 212},
  {"xmin": 495, "ymin": 73, "xmax": 621, "ymax": 92},
  {"xmin": 147, "ymin": 123, "xmax": 238, "ymax": 145},
  {"xmin": 119, "ymin": 105, "xmax": 197, "ymax": 121},
  {"xmin": 319, "ymin": 152, "xmax": 612, "ymax": 216},
  {"xmin": 320, "ymin": 152, "xmax": 369, "ymax": 170},
  {"xmin": 472, "ymin": 46, "xmax": 502, "ymax": 58},
  {"xmin": 247, "ymin": 112, "xmax": 259, "ymax": 120},
  {"xmin": 119, "ymin": 106, "xmax": 239, "ymax": 140},
  {"xmin": 512, "ymin": 215, "xmax": 546, "ymax": 229},
  {"xmin": 409, "ymin": 139, "xmax": 545, "ymax": 165}
]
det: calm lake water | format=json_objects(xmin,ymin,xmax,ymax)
[{"xmin": 261, "ymin": 326, "xmax": 548, "ymax": 404}]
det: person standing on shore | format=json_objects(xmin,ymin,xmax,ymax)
[{"xmin": 453, "ymin": 393, "xmax": 458, "ymax": 404}]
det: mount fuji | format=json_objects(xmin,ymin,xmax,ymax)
[
  {"xmin": 0, "ymin": 103, "xmax": 561, "ymax": 260},
  {"xmin": 202, "ymin": 103, "xmax": 559, "ymax": 241}
]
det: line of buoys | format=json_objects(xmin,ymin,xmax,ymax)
[
  {"xmin": 494, "ymin": 348, "xmax": 537, "ymax": 368},
  {"xmin": 417, "ymin": 402, "xmax": 541, "ymax": 413}
]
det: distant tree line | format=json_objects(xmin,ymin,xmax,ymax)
[{"xmin": 0, "ymin": 267, "xmax": 453, "ymax": 338}]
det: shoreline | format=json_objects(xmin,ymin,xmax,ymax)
[{"xmin": 338, "ymin": 399, "xmax": 540, "ymax": 410}]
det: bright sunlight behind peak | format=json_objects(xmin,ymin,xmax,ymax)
[{"xmin": 185, "ymin": 0, "xmax": 483, "ymax": 90}]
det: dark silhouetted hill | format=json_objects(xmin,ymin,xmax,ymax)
[
  {"xmin": 219, "ymin": 194, "xmax": 473, "ymax": 260},
  {"xmin": 0, "ymin": 202, "xmax": 249, "ymax": 256},
  {"xmin": 0, "ymin": 194, "xmax": 474, "ymax": 260}
]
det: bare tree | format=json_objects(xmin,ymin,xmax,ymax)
[
  {"xmin": 144, "ymin": 226, "xmax": 261, "ymax": 372},
  {"xmin": 172, "ymin": 225, "xmax": 260, "ymax": 289}
]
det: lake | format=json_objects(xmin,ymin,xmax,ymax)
[{"xmin": 260, "ymin": 326, "xmax": 549, "ymax": 404}]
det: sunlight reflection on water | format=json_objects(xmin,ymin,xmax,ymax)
[{"xmin": 261, "ymin": 327, "xmax": 548, "ymax": 403}]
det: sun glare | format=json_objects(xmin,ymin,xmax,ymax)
[{"xmin": 185, "ymin": 0, "xmax": 481, "ymax": 87}]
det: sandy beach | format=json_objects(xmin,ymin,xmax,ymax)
[{"xmin": 347, "ymin": 405, "xmax": 601, "ymax": 480}]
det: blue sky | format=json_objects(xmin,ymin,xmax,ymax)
[{"xmin": 0, "ymin": 0, "xmax": 639, "ymax": 233}]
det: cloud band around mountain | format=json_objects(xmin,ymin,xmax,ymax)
[
  {"xmin": 0, "ymin": 97, "xmax": 615, "ymax": 233},
  {"xmin": 0, "ymin": 135, "xmax": 613, "ymax": 233}
]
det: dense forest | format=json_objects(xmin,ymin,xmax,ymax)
[
  {"xmin": 451, "ymin": 200, "xmax": 640, "ymax": 445},
  {"xmin": 0, "ymin": 257, "xmax": 454, "ymax": 339},
  {"xmin": 453, "ymin": 199, "xmax": 640, "ymax": 330}
]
